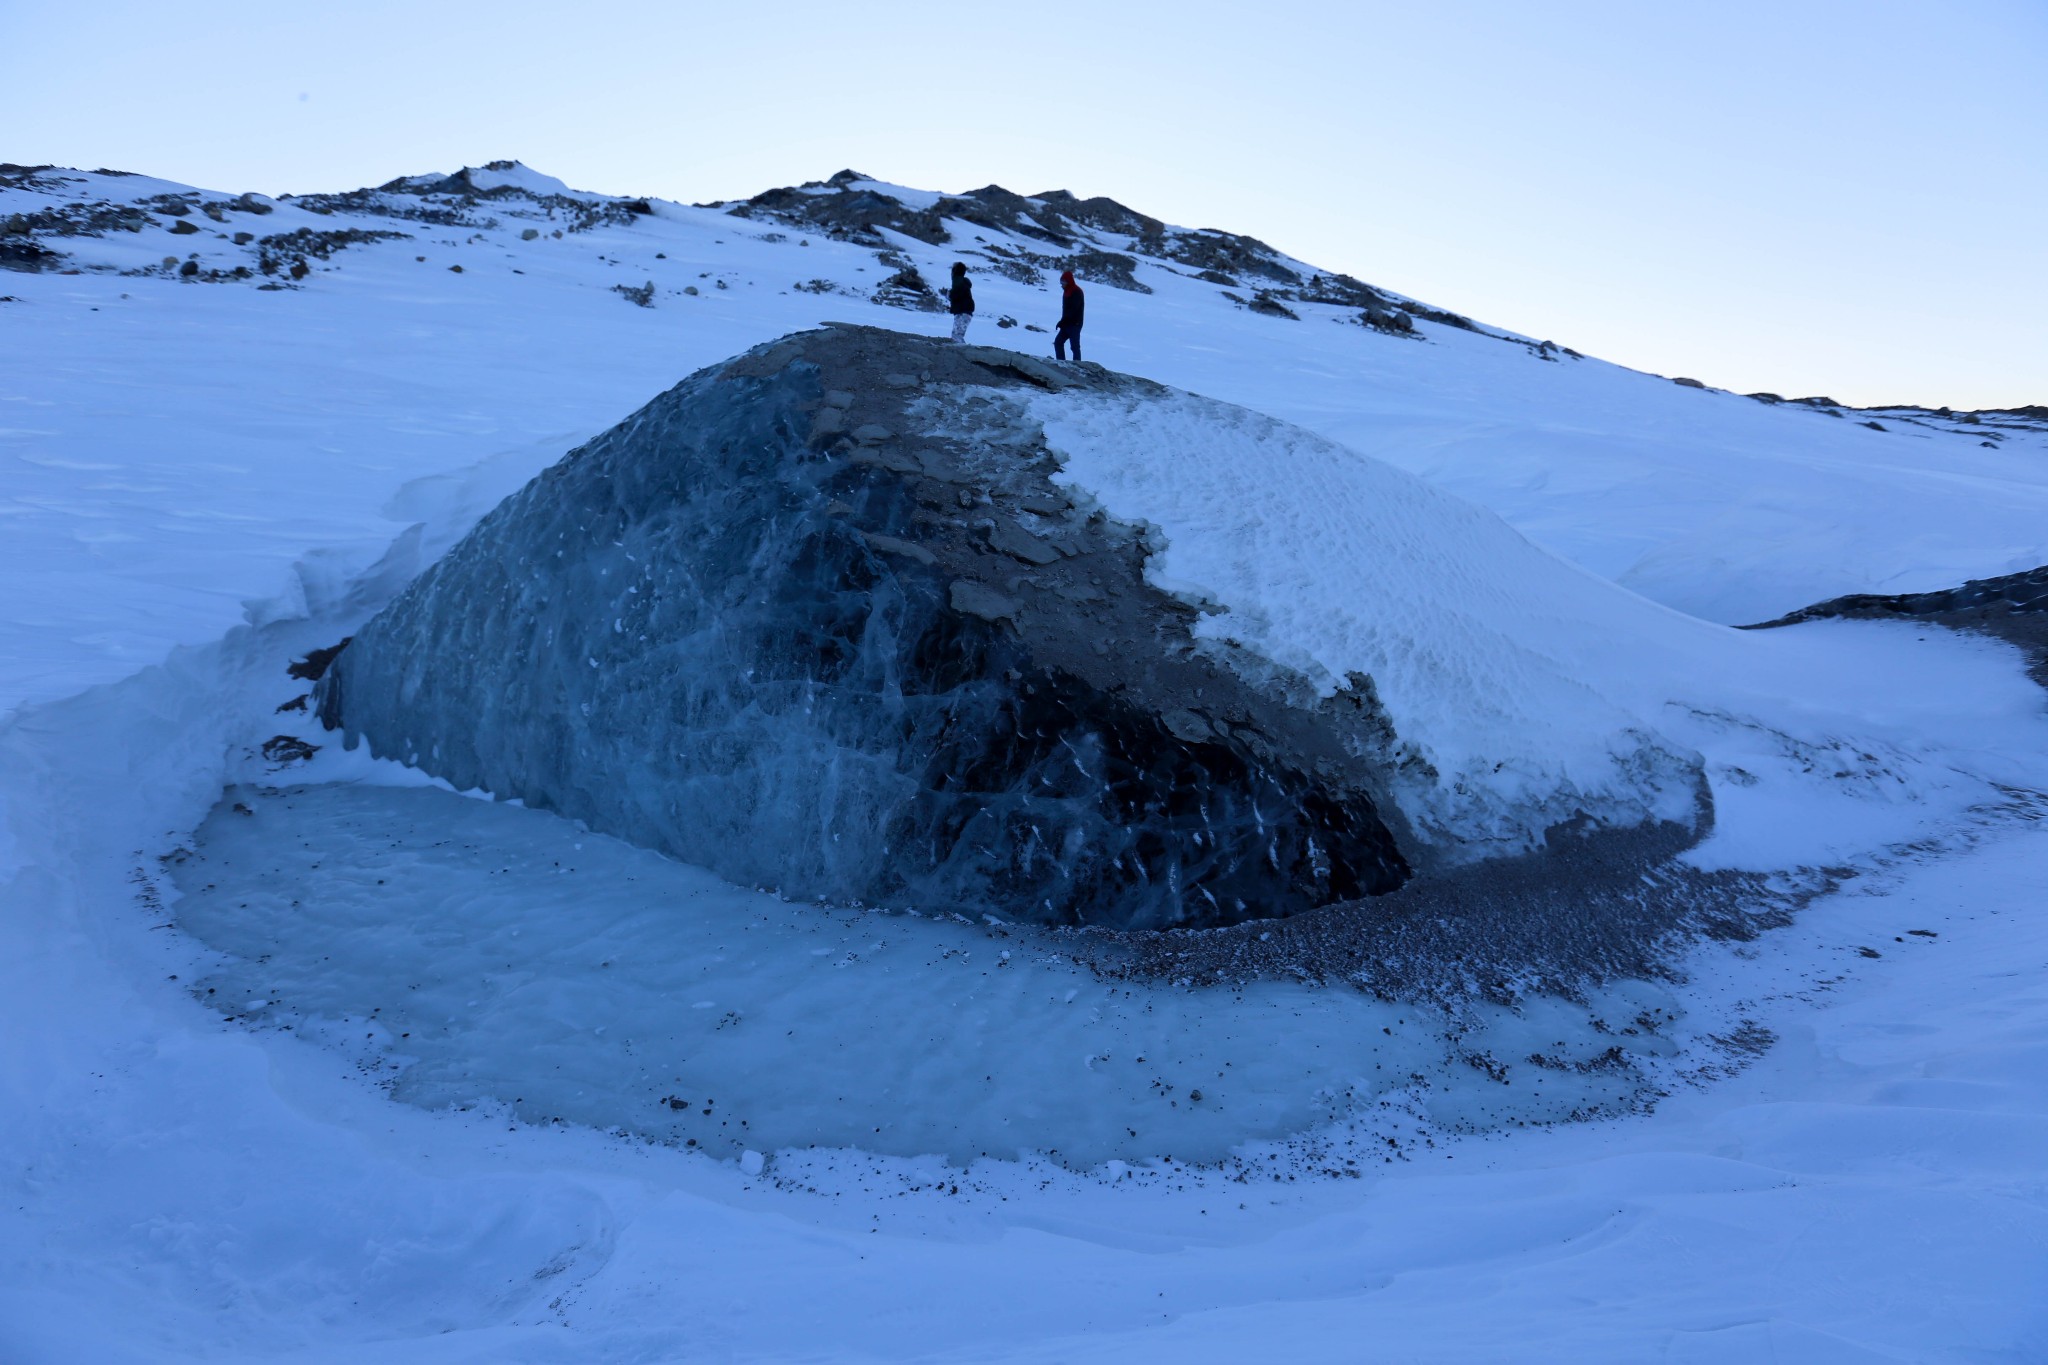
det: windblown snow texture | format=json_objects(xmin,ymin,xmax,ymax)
[{"xmin": 320, "ymin": 326, "xmax": 1706, "ymax": 928}]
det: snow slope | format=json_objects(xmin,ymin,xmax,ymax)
[
  {"xmin": 2, "ymin": 161, "xmax": 2046, "ymax": 1361},
  {"xmin": 4, "ymin": 160, "xmax": 2045, "ymax": 717}
]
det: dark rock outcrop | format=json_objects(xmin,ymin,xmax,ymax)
[{"xmin": 1746, "ymin": 563, "xmax": 2048, "ymax": 685}]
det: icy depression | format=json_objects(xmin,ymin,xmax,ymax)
[{"xmin": 315, "ymin": 324, "xmax": 1710, "ymax": 931}]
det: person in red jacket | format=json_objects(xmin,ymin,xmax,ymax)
[{"xmin": 1054, "ymin": 269, "xmax": 1084, "ymax": 361}]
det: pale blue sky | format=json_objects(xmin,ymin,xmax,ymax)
[{"xmin": 7, "ymin": 0, "xmax": 2043, "ymax": 407}]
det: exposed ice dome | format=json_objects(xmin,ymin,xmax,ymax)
[{"xmin": 319, "ymin": 326, "xmax": 1720, "ymax": 930}]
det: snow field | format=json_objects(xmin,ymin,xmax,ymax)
[
  {"xmin": 7, "ymin": 592, "xmax": 2043, "ymax": 1360},
  {"xmin": 3, "ymin": 162, "xmax": 2047, "ymax": 1361}
]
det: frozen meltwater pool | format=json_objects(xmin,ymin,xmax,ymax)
[{"xmin": 169, "ymin": 781, "xmax": 1696, "ymax": 1166}]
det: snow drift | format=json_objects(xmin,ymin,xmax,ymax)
[{"xmin": 317, "ymin": 325, "xmax": 1708, "ymax": 928}]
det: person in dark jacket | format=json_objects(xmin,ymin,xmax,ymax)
[
  {"xmin": 1054, "ymin": 269, "xmax": 1084, "ymax": 361},
  {"xmin": 947, "ymin": 261, "xmax": 974, "ymax": 343}
]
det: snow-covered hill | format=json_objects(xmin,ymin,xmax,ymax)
[
  {"xmin": 4, "ymin": 157, "xmax": 2046, "ymax": 715},
  {"xmin": 3, "ymin": 160, "xmax": 2046, "ymax": 1362}
]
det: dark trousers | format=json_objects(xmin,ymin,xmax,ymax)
[{"xmin": 1054, "ymin": 324, "xmax": 1082, "ymax": 361}]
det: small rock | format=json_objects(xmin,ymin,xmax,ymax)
[
  {"xmin": 985, "ymin": 519, "xmax": 1062, "ymax": 565},
  {"xmin": 520, "ymin": 227, "xmax": 539, "ymax": 241},
  {"xmin": 178, "ymin": 260, "xmax": 199, "ymax": 277},
  {"xmin": 860, "ymin": 532, "xmax": 936, "ymax": 566},
  {"xmin": 260, "ymin": 735, "xmax": 319, "ymax": 764},
  {"xmin": 821, "ymin": 389, "xmax": 856, "ymax": 409},
  {"xmin": 882, "ymin": 373, "xmax": 918, "ymax": 389},
  {"xmin": 683, "ymin": 285, "xmax": 699, "ymax": 295},
  {"xmin": 169, "ymin": 220, "xmax": 200, "ymax": 236},
  {"xmin": 231, "ymin": 193, "xmax": 273, "ymax": 215},
  {"xmin": 159, "ymin": 199, "xmax": 191, "ymax": 217},
  {"xmin": 199, "ymin": 201, "xmax": 228, "ymax": 223},
  {"xmin": 232, "ymin": 231, "xmax": 254, "ymax": 245},
  {"xmin": 738, "ymin": 1149, "xmax": 765, "ymax": 1177},
  {"xmin": 1862, "ymin": 420, "xmax": 1887, "ymax": 431},
  {"xmin": 448, "ymin": 264, "xmax": 464, "ymax": 273},
  {"xmin": 1672, "ymin": 377, "xmax": 1705, "ymax": 388},
  {"xmin": 851, "ymin": 423, "xmax": 892, "ymax": 444},
  {"xmin": 950, "ymin": 581, "xmax": 1019, "ymax": 622}
]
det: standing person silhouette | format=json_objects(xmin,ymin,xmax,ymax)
[
  {"xmin": 947, "ymin": 261, "xmax": 974, "ymax": 343},
  {"xmin": 1054, "ymin": 269, "xmax": 1084, "ymax": 362}
]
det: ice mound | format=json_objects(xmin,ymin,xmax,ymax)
[{"xmin": 319, "ymin": 325, "xmax": 1707, "ymax": 928}]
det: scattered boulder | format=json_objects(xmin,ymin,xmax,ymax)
[
  {"xmin": 613, "ymin": 280, "xmax": 655, "ymax": 307},
  {"xmin": 872, "ymin": 264, "xmax": 941, "ymax": 312},
  {"xmin": 0, "ymin": 241, "xmax": 60, "ymax": 272},
  {"xmin": 1405, "ymin": 304, "xmax": 1480, "ymax": 333},
  {"xmin": 287, "ymin": 638, "xmax": 352, "ymax": 681},
  {"xmin": 1672, "ymin": 377, "xmax": 1704, "ymax": 389},
  {"xmin": 1247, "ymin": 292, "xmax": 1299, "ymax": 320},
  {"xmin": 260, "ymin": 735, "xmax": 319, "ymax": 764},
  {"xmin": 169, "ymin": 220, "xmax": 201, "ymax": 236}
]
